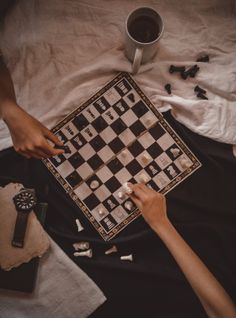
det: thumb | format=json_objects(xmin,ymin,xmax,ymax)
[{"xmin": 44, "ymin": 128, "xmax": 64, "ymax": 146}]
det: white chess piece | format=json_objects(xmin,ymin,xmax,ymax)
[
  {"xmin": 75, "ymin": 218, "xmax": 84, "ymax": 232},
  {"xmin": 90, "ymin": 180, "xmax": 99, "ymax": 189},
  {"xmin": 120, "ymin": 254, "xmax": 133, "ymax": 262},
  {"xmin": 73, "ymin": 242, "xmax": 90, "ymax": 251},
  {"xmin": 141, "ymin": 153, "xmax": 151, "ymax": 164},
  {"xmin": 74, "ymin": 249, "xmax": 93, "ymax": 258},
  {"xmin": 107, "ymin": 199, "xmax": 116, "ymax": 209},
  {"xmin": 105, "ymin": 245, "xmax": 118, "ymax": 255},
  {"xmin": 54, "ymin": 156, "xmax": 61, "ymax": 163},
  {"xmin": 124, "ymin": 201, "xmax": 134, "ymax": 211},
  {"xmin": 138, "ymin": 173, "xmax": 149, "ymax": 184},
  {"xmin": 149, "ymin": 165, "xmax": 158, "ymax": 175},
  {"xmin": 117, "ymin": 191, "xmax": 126, "ymax": 200},
  {"xmin": 122, "ymin": 182, "xmax": 133, "ymax": 195},
  {"xmin": 170, "ymin": 148, "xmax": 180, "ymax": 157},
  {"xmin": 167, "ymin": 165, "xmax": 177, "ymax": 177},
  {"xmin": 179, "ymin": 158, "xmax": 192, "ymax": 169}
]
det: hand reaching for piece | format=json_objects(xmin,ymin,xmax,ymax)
[
  {"xmin": 129, "ymin": 183, "xmax": 168, "ymax": 231},
  {"xmin": 2, "ymin": 102, "xmax": 64, "ymax": 159}
]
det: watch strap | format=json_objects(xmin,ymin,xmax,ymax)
[{"xmin": 12, "ymin": 210, "xmax": 30, "ymax": 248}]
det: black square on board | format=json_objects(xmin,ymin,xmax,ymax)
[
  {"xmin": 145, "ymin": 161, "xmax": 160, "ymax": 177},
  {"xmin": 90, "ymin": 135, "xmax": 106, "ymax": 152},
  {"xmin": 72, "ymin": 114, "xmax": 89, "ymax": 130},
  {"xmin": 87, "ymin": 154, "xmax": 104, "ymax": 170},
  {"xmin": 147, "ymin": 180, "xmax": 160, "ymax": 192},
  {"xmin": 93, "ymin": 96, "xmax": 110, "ymax": 114},
  {"xmin": 113, "ymin": 99, "xmax": 129, "ymax": 116},
  {"xmin": 103, "ymin": 196, "xmax": 119, "ymax": 212},
  {"xmin": 149, "ymin": 123, "xmax": 166, "ymax": 140},
  {"xmin": 105, "ymin": 176, "xmax": 121, "ymax": 192},
  {"xmin": 108, "ymin": 137, "xmax": 125, "ymax": 154},
  {"xmin": 110, "ymin": 118, "xmax": 127, "ymax": 135},
  {"xmin": 132, "ymin": 100, "xmax": 149, "ymax": 117},
  {"xmin": 86, "ymin": 175, "xmax": 102, "ymax": 189},
  {"xmin": 66, "ymin": 171, "xmax": 82, "ymax": 187},
  {"xmin": 56, "ymin": 131, "xmax": 68, "ymax": 144},
  {"xmin": 164, "ymin": 163, "xmax": 180, "ymax": 180},
  {"xmin": 126, "ymin": 159, "xmax": 142, "ymax": 175},
  {"xmin": 114, "ymin": 79, "xmax": 132, "ymax": 96},
  {"xmin": 107, "ymin": 158, "xmax": 123, "ymax": 174},
  {"xmin": 68, "ymin": 153, "xmax": 85, "ymax": 169},
  {"xmin": 129, "ymin": 120, "xmax": 146, "ymax": 137},
  {"xmin": 146, "ymin": 143, "xmax": 163, "ymax": 159},
  {"xmin": 122, "ymin": 199, "xmax": 136, "ymax": 214},
  {"xmin": 128, "ymin": 140, "xmax": 144, "ymax": 157},
  {"xmin": 71, "ymin": 133, "xmax": 86, "ymax": 150},
  {"xmin": 83, "ymin": 193, "xmax": 100, "ymax": 210},
  {"xmin": 92, "ymin": 116, "xmax": 108, "ymax": 133},
  {"xmin": 100, "ymin": 214, "xmax": 117, "ymax": 232},
  {"xmin": 50, "ymin": 154, "xmax": 66, "ymax": 167}
]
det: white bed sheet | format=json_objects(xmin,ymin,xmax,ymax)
[{"xmin": 0, "ymin": 0, "xmax": 236, "ymax": 150}]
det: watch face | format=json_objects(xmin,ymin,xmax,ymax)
[{"xmin": 13, "ymin": 190, "xmax": 36, "ymax": 211}]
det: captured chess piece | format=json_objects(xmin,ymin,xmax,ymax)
[
  {"xmin": 73, "ymin": 241, "xmax": 90, "ymax": 251},
  {"xmin": 120, "ymin": 254, "xmax": 133, "ymax": 262},
  {"xmin": 74, "ymin": 249, "xmax": 93, "ymax": 258},
  {"xmin": 75, "ymin": 218, "xmax": 84, "ymax": 232},
  {"xmin": 196, "ymin": 54, "xmax": 209, "ymax": 62},
  {"xmin": 105, "ymin": 245, "xmax": 118, "ymax": 255},
  {"xmin": 164, "ymin": 83, "xmax": 172, "ymax": 95},
  {"xmin": 54, "ymin": 145, "xmax": 71, "ymax": 154},
  {"xmin": 181, "ymin": 65, "xmax": 199, "ymax": 79},
  {"xmin": 169, "ymin": 65, "xmax": 185, "ymax": 74}
]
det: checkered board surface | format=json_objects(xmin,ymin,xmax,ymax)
[{"xmin": 43, "ymin": 72, "xmax": 201, "ymax": 241}]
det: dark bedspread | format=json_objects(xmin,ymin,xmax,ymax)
[{"xmin": 1, "ymin": 111, "xmax": 235, "ymax": 318}]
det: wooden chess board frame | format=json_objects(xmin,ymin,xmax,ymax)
[{"xmin": 43, "ymin": 72, "xmax": 202, "ymax": 241}]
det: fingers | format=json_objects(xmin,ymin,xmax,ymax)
[
  {"xmin": 15, "ymin": 139, "xmax": 64, "ymax": 159},
  {"xmin": 37, "ymin": 140, "xmax": 64, "ymax": 157},
  {"xmin": 44, "ymin": 129, "xmax": 63, "ymax": 146},
  {"xmin": 130, "ymin": 183, "xmax": 149, "ymax": 200}
]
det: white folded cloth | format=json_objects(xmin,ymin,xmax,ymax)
[{"xmin": 0, "ymin": 238, "xmax": 106, "ymax": 318}]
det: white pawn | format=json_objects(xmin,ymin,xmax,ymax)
[
  {"xmin": 120, "ymin": 254, "xmax": 133, "ymax": 262},
  {"xmin": 75, "ymin": 218, "xmax": 84, "ymax": 232},
  {"xmin": 122, "ymin": 182, "xmax": 133, "ymax": 195},
  {"xmin": 138, "ymin": 173, "xmax": 148, "ymax": 184},
  {"xmin": 90, "ymin": 180, "xmax": 99, "ymax": 189}
]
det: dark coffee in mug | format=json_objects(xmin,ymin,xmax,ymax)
[{"xmin": 128, "ymin": 15, "xmax": 160, "ymax": 43}]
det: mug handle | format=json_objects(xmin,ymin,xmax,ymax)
[{"xmin": 132, "ymin": 47, "xmax": 143, "ymax": 75}]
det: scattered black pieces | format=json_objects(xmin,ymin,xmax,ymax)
[
  {"xmin": 164, "ymin": 83, "xmax": 172, "ymax": 95},
  {"xmin": 196, "ymin": 54, "xmax": 209, "ymax": 63},
  {"xmin": 55, "ymin": 145, "xmax": 71, "ymax": 153},
  {"xmin": 194, "ymin": 85, "xmax": 206, "ymax": 95},
  {"xmin": 197, "ymin": 92, "xmax": 208, "ymax": 100},
  {"xmin": 181, "ymin": 64, "xmax": 199, "ymax": 79},
  {"xmin": 169, "ymin": 65, "xmax": 186, "ymax": 74}
]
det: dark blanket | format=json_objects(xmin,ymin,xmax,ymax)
[{"xmin": 1, "ymin": 111, "xmax": 235, "ymax": 318}]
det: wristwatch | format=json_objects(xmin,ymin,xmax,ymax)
[{"xmin": 12, "ymin": 188, "xmax": 37, "ymax": 248}]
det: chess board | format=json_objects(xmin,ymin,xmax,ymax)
[{"xmin": 43, "ymin": 72, "xmax": 201, "ymax": 241}]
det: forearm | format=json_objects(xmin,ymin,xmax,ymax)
[
  {"xmin": 0, "ymin": 55, "xmax": 17, "ymax": 119},
  {"xmin": 154, "ymin": 219, "xmax": 236, "ymax": 318}
]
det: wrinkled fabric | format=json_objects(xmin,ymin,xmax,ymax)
[
  {"xmin": 0, "ymin": 238, "xmax": 106, "ymax": 318},
  {"xmin": 0, "ymin": 0, "xmax": 236, "ymax": 149}
]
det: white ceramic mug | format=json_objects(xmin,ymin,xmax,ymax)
[{"xmin": 125, "ymin": 7, "xmax": 164, "ymax": 74}]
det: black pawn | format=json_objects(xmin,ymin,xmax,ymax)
[{"xmin": 164, "ymin": 84, "xmax": 172, "ymax": 95}]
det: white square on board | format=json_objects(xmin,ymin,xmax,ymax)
[
  {"xmin": 74, "ymin": 183, "xmax": 92, "ymax": 200},
  {"xmin": 56, "ymin": 160, "xmax": 74, "ymax": 178},
  {"xmin": 157, "ymin": 133, "xmax": 175, "ymax": 151}
]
